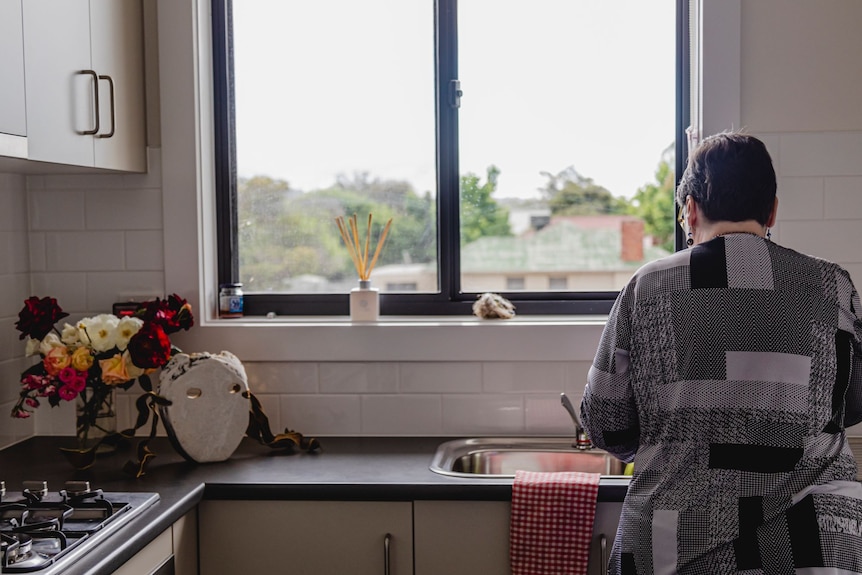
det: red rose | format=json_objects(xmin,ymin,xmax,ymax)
[
  {"xmin": 136, "ymin": 294, "xmax": 194, "ymax": 335},
  {"xmin": 127, "ymin": 323, "xmax": 172, "ymax": 369},
  {"xmin": 15, "ymin": 297, "xmax": 69, "ymax": 340}
]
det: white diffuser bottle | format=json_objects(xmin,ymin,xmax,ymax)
[{"xmin": 350, "ymin": 279, "xmax": 379, "ymax": 322}]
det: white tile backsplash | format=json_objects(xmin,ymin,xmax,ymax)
[
  {"xmin": 85, "ymin": 189, "xmax": 163, "ymax": 230},
  {"xmin": 46, "ymin": 231, "xmax": 125, "ymax": 271},
  {"xmin": 245, "ymin": 362, "xmax": 319, "ymax": 394},
  {"xmin": 319, "ymin": 362, "xmax": 399, "ymax": 394},
  {"xmin": 85, "ymin": 271, "xmax": 165, "ymax": 312},
  {"xmin": 779, "ymin": 132, "xmax": 862, "ymax": 177},
  {"xmin": 125, "ymin": 230, "xmax": 164, "ymax": 270},
  {"xmin": 280, "ymin": 395, "xmax": 362, "ymax": 436},
  {"xmin": 482, "ymin": 362, "xmax": 566, "ymax": 393},
  {"xmin": 442, "ymin": 394, "xmax": 525, "ymax": 435},
  {"xmin": 29, "ymin": 273, "xmax": 88, "ymax": 311},
  {"xmin": 825, "ymin": 177, "xmax": 862, "ymax": 220},
  {"xmin": 361, "ymin": 395, "xmax": 442, "ymax": 436},
  {"xmin": 29, "ymin": 191, "xmax": 86, "ymax": 231},
  {"xmin": 399, "ymin": 362, "xmax": 483, "ymax": 394},
  {"xmin": 776, "ymin": 177, "xmax": 824, "ymax": 220}
]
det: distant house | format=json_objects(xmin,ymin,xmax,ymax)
[{"xmin": 373, "ymin": 215, "xmax": 670, "ymax": 293}]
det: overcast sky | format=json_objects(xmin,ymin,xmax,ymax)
[{"xmin": 232, "ymin": 1, "xmax": 676, "ymax": 200}]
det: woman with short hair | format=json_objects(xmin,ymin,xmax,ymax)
[{"xmin": 582, "ymin": 132, "xmax": 862, "ymax": 574}]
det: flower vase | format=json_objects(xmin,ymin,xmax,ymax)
[
  {"xmin": 74, "ymin": 386, "xmax": 118, "ymax": 453},
  {"xmin": 350, "ymin": 280, "xmax": 379, "ymax": 322}
]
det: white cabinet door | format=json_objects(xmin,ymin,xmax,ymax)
[
  {"xmin": 22, "ymin": 0, "xmax": 94, "ymax": 167},
  {"xmin": 20, "ymin": 0, "xmax": 146, "ymax": 172},
  {"xmin": 0, "ymin": 0, "xmax": 26, "ymax": 139},
  {"xmin": 199, "ymin": 500, "xmax": 414, "ymax": 575},
  {"xmin": 414, "ymin": 500, "xmax": 511, "ymax": 575},
  {"xmin": 90, "ymin": 0, "xmax": 146, "ymax": 172}
]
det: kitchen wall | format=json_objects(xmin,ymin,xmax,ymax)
[
  {"xmin": 3, "ymin": 0, "xmax": 862, "ymax": 448},
  {"xmin": 0, "ymin": 174, "xmax": 32, "ymax": 447}
]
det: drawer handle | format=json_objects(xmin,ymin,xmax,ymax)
[
  {"xmin": 78, "ymin": 70, "xmax": 100, "ymax": 135},
  {"xmin": 383, "ymin": 532, "xmax": 392, "ymax": 575}
]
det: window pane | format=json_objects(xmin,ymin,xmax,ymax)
[
  {"xmin": 458, "ymin": 0, "xmax": 677, "ymax": 293},
  {"xmin": 233, "ymin": 1, "xmax": 437, "ymax": 294}
]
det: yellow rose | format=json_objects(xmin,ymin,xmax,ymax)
[
  {"xmin": 99, "ymin": 354, "xmax": 130, "ymax": 385},
  {"xmin": 70, "ymin": 347, "xmax": 95, "ymax": 371},
  {"xmin": 43, "ymin": 346, "xmax": 71, "ymax": 376}
]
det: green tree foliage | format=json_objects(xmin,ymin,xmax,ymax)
[
  {"xmin": 237, "ymin": 173, "xmax": 435, "ymax": 291},
  {"xmin": 539, "ymin": 166, "xmax": 630, "ymax": 215},
  {"xmin": 460, "ymin": 165, "xmax": 512, "ymax": 245},
  {"xmin": 631, "ymin": 145, "xmax": 675, "ymax": 251}
]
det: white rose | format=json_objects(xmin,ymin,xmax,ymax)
[
  {"xmin": 116, "ymin": 316, "xmax": 144, "ymax": 350},
  {"xmin": 78, "ymin": 314, "xmax": 120, "ymax": 352},
  {"xmin": 39, "ymin": 333, "xmax": 65, "ymax": 356},
  {"xmin": 61, "ymin": 323, "xmax": 80, "ymax": 346},
  {"xmin": 25, "ymin": 337, "xmax": 41, "ymax": 357}
]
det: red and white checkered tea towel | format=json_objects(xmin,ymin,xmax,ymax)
[{"xmin": 510, "ymin": 470, "xmax": 601, "ymax": 575}]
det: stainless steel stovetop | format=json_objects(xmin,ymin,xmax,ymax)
[{"xmin": 0, "ymin": 481, "xmax": 159, "ymax": 574}]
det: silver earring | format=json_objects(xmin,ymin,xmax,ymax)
[
  {"xmin": 766, "ymin": 228, "xmax": 772, "ymax": 241},
  {"xmin": 686, "ymin": 229, "xmax": 694, "ymax": 247}
]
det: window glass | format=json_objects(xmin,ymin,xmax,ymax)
[
  {"xmin": 232, "ymin": 0, "xmax": 436, "ymax": 294},
  {"xmin": 458, "ymin": 0, "xmax": 678, "ymax": 293}
]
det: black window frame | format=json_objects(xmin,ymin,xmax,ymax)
[{"xmin": 212, "ymin": 0, "xmax": 690, "ymax": 317}]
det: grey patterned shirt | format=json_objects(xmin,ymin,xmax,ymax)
[{"xmin": 581, "ymin": 233, "xmax": 862, "ymax": 574}]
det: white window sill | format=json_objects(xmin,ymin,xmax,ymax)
[{"xmin": 178, "ymin": 315, "xmax": 609, "ymax": 362}]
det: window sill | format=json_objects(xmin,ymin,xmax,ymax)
[{"xmin": 178, "ymin": 315, "xmax": 609, "ymax": 362}]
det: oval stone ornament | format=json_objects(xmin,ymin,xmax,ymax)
[{"xmin": 159, "ymin": 351, "xmax": 249, "ymax": 463}]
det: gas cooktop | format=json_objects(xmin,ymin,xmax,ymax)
[{"xmin": 0, "ymin": 481, "xmax": 159, "ymax": 574}]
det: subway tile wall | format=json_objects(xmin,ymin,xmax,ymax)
[
  {"xmin": 3, "ymin": 130, "xmax": 862, "ymax": 448},
  {"xmin": 0, "ymin": 173, "xmax": 34, "ymax": 448}
]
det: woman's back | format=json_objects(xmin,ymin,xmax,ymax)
[{"xmin": 583, "ymin": 233, "xmax": 862, "ymax": 574}]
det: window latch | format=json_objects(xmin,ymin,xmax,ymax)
[{"xmin": 449, "ymin": 79, "xmax": 462, "ymax": 109}]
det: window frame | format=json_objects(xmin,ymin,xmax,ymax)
[{"xmin": 211, "ymin": 0, "xmax": 690, "ymax": 317}]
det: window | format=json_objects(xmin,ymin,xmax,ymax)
[{"xmin": 213, "ymin": 0, "xmax": 688, "ymax": 316}]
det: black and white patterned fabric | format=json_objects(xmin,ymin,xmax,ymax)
[{"xmin": 581, "ymin": 233, "xmax": 862, "ymax": 575}]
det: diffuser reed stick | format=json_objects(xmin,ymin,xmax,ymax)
[{"xmin": 335, "ymin": 214, "xmax": 392, "ymax": 281}]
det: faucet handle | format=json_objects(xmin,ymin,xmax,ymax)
[{"xmin": 560, "ymin": 393, "xmax": 592, "ymax": 450}]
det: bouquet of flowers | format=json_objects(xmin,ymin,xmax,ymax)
[{"xmin": 11, "ymin": 295, "xmax": 194, "ymax": 445}]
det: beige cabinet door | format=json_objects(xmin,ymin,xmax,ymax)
[
  {"xmin": 199, "ymin": 500, "xmax": 414, "ymax": 575},
  {"xmin": 414, "ymin": 500, "xmax": 623, "ymax": 575},
  {"xmin": 414, "ymin": 500, "xmax": 511, "ymax": 575}
]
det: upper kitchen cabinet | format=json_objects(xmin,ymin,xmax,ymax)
[
  {"xmin": 0, "ymin": 0, "xmax": 27, "ymax": 154},
  {"xmin": 20, "ymin": 0, "xmax": 147, "ymax": 172}
]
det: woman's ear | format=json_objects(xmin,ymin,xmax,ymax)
[
  {"xmin": 686, "ymin": 195, "xmax": 699, "ymax": 229},
  {"xmin": 766, "ymin": 197, "xmax": 778, "ymax": 228}
]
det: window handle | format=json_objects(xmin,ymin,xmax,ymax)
[
  {"xmin": 97, "ymin": 74, "xmax": 116, "ymax": 138},
  {"xmin": 78, "ymin": 70, "xmax": 100, "ymax": 135},
  {"xmin": 449, "ymin": 79, "xmax": 462, "ymax": 108}
]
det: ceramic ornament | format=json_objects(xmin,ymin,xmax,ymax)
[{"xmin": 159, "ymin": 351, "xmax": 249, "ymax": 463}]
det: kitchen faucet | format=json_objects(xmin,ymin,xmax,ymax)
[{"xmin": 560, "ymin": 392, "xmax": 592, "ymax": 450}]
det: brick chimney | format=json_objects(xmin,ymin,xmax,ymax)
[{"xmin": 621, "ymin": 219, "xmax": 644, "ymax": 262}]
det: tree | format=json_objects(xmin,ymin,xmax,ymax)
[
  {"xmin": 630, "ymin": 144, "xmax": 675, "ymax": 251},
  {"xmin": 539, "ymin": 166, "xmax": 630, "ymax": 215},
  {"xmin": 460, "ymin": 165, "xmax": 512, "ymax": 245}
]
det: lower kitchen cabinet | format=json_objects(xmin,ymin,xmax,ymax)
[
  {"xmin": 414, "ymin": 500, "xmax": 622, "ymax": 575},
  {"xmin": 199, "ymin": 500, "xmax": 413, "ymax": 574},
  {"xmin": 113, "ymin": 510, "xmax": 198, "ymax": 575},
  {"xmin": 198, "ymin": 499, "xmax": 621, "ymax": 575}
]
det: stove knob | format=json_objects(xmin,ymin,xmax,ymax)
[
  {"xmin": 22, "ymin": 480, "xmax": 48, "ymax": 498},
  {"xmin": 64, "ymin": 481, "xmax": 92, "ymax": 497}
]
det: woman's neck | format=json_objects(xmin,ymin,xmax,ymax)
[{"xmin": 693, "ymin": 219, "xmax": 766, "ymax": 245}]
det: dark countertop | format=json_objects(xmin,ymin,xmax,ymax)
[{"xmin": 0, "ymin": 436, "xmax": 629, "ymax": 574}]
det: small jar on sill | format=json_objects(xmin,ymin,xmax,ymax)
[
  {"xmin": 350, "ymin": 280, "xmax": 379, "ymax": 322},
  {"xmin": 219, "ymin": 283, "xmax": 244, "ymax": 318}
]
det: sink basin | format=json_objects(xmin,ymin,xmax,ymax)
[{"xmin": 429, "ymin": 437, "xmax": 626, "ymax": 478}]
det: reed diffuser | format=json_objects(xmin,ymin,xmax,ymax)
[{"xmin": 335, "ymin": 214, "xmax": 392, "ymax": 321}]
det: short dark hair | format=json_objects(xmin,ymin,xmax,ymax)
[{"xmin": 676, "ymin": 132, "xmax": 777, "ymax": 225}]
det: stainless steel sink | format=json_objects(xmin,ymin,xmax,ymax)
[{"xmin": 429, "ymin": 437, "xmax": 626, "ymax": 478}]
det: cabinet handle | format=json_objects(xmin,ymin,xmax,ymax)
[
  {"xmin": 97, "ymin": 74, "xmax": 116, "ymax": 138},
  {"xmin": 383, "ymin": 533, "xmax": 392, "ymax": 575},
  {"xmin": 78, "ymin": 70, "xmax": 100, "ymax": 135},
  {"xmin": 600, "ymin": 533, "xmax": 608, "ymax": 575}
]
